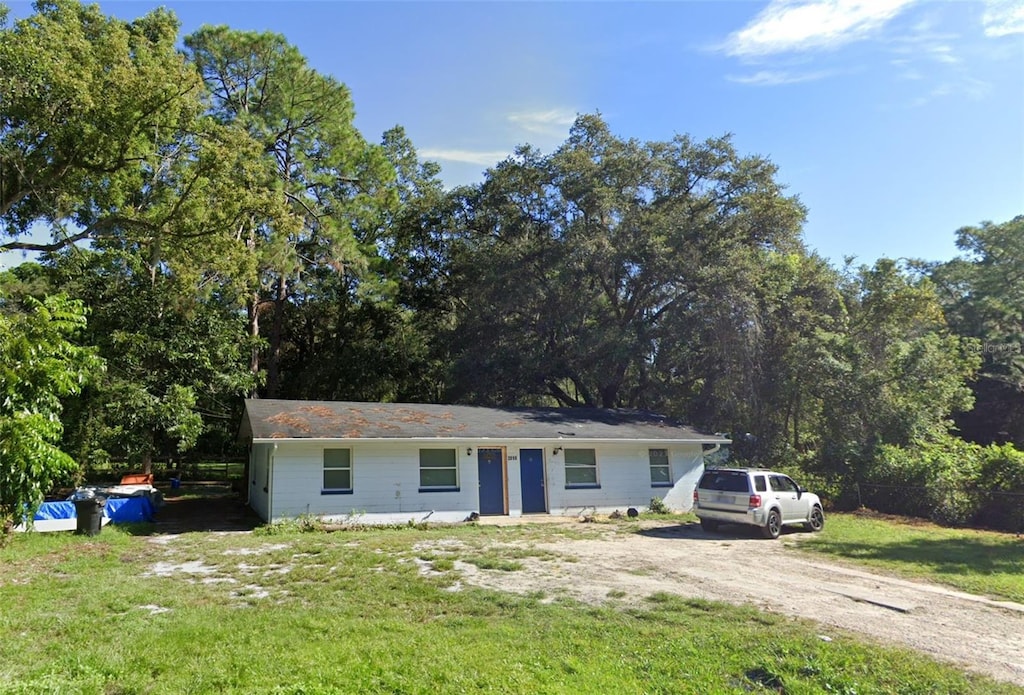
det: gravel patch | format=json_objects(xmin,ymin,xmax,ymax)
[{"xmin": 427, "ymin": 522, "xmax": 1024, "ymax": 686}]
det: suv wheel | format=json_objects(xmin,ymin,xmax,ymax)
[
  {"xmin": 699, "ymin": 518, "xmax": 719, "ymax": 533},
  {"xmin": 805, "ymin": 506, "xmax": 824, "ymax": 532},
  {"xmin": 761, "ymin": 509, "xmax": 781, "ymax": 539}
]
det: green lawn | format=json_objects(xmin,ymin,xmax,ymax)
[
  {"xmin": 796, "ymin": 512, "xmax": 1024, "ymax": 603},
  {"xmin": 1, "ymin": 522, "xmax": 1018, "ymax": 694}
]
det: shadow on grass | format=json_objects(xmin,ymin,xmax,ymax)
[
  {"xmin": 114, "ymin": 522, "xmax": 158, "ymax": 536},
  {"xmin": 807, "ymin": 536, "xmax": 1024, "ymax": 577},
  {"xmin": 114, "ymin": 484, "xmax": 261, "ymax": 535},
  {"xmin": 637, "ymin": 521, "xmax": 808, "ymax": 541}
]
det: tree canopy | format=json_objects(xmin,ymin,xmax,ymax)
[
  {"xmin": 0, "ymin": 293, "xmax": 102, "ymax": 533},
  {"xmin": 0, "ymin": 0, "xmax": 205, "ymax": 253},
  {"xmin": 444, "ymin": 115, "xmax": 808, "ymax": 411},
  {"xmin": 0, "ymin": 0, "xmax": 1017, "ymax": 522},
  {"xmin": 931, "ymin": 215, "xmax": 1024, "ymax": 446}
]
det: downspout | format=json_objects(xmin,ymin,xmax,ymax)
[
  {"xmin": 699, "ymin": 443, "xmax": 724, "ymax": 477},
  {"xmin": 268, "ymin": 443, "xmax": 277, "ymax": 523},
  {"xmin": 244, "ymin": 445, "xmax": 252, "ymax": 506},
  {"xmin": 702, "ymin": 443, "xmax": 721, "ymax": 458}
]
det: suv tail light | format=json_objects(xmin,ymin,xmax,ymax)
[{"xmin": 748, "ymin": 494, "xmax": 762, "ymax": 509}]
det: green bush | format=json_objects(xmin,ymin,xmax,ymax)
[
  {"xmin": 866, "ymin": 435, "xmax": 982, "ymax": 526},
  {"xmin": 973, "ymin": 444, "xmax": 1024, "ymax": 532},
  {"xmin": 647, "ymin": 497, "xmax": 669, "ymax": 515},
  {"xmin": 862, "ymin": 437, "xmax": 1024, "ymax": 530},
  {"xmin": 769, "ymin": 461, "xmax": 842, "ymax": 510},
  {"xmin": 254, "ymin": 513, "xmax": 326, "ymax": 535},
  {"xmin": 977, "ymin": 443, "xmax": 1024, "ymax": 490}
]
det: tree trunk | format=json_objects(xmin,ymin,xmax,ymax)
[
  {"xmin": 600, "ymin": 362, "xmax": 628, "ymax": 408},
  {"xmin": 600, "ymin": 383, "xmax": 620, "ymax": 409},
  {"xmin": 792, "ymin": 393, "xmax": 801, "ymax": 452},
  {"xmin": 265, "ymin": 274, "xmax": 287, "ymax": 398},
  {"xmin": 247, "ymin": 292, "xmax": 261, "ymax": 398}
]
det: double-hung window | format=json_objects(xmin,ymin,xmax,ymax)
[
  {"xmin": 564, "ymin": 448, "xmax": 598, "ymax": 488},
  {"xmin": 649, "ymin": 448, "xmax": 671, "ymax": 487},
  {"xmin": 322, "ymin": 448, "xmax": 352, "ymax": 494},
  {"xmin": 419, "ymin": 449, "xmax": 458, "ymax": 491}
]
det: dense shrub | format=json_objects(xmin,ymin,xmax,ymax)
[
  {"xmin": 770, "ymin": 460, "xmax": 843, "ymax": 511},
  {"xmin": 860, "ymin": 436, "xmax": 1024, "ymax": 531},
  {"xmin": 866, "ymin": 435, "xmax": 982, "ymax": 525},
  {"xmin": 973, "ymin": 444, "xmax": 1024, "ymax": 532},
  {"xmin": 647, "ymin": 497, "xmax": 670, "ymax": 515},
  {"xmin": 977, "ymin": 443, "xmax": 1024, "ymax": 490}
]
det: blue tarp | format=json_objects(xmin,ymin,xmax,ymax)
[
  {"xmin": 33, "ymin": 501, "xmax": 76, "ymax": 520},
  {"xmin": 34, "ymin": 496, "xmax": 155, "ymax": 523},
  {"xmin": 105, "ymin": 496, "xmax": 154, "ymax": 522}
]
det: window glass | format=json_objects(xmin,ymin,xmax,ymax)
[
  {"xmin": 699, "ymin": 471, "xmax": 750, "ymax": 493},
  {"xmin": 755, "ymin": 475, "xmax": 767, "ymax": 492},
  {"xmin": 770, "ymin": 475, "xmax": 796, "ymax": 493},
  {"xmin": 419, "ymin": 449, "xmax": 458, "ymax": 489},
  {"xmin": 565, "ymin": 448, "xmax": 597, "ymax": 486},
  {"xmin": 323, "ymin": 448, "xmax": 352, "ymax": 491},
  {"xmin": 649, "ymin": 448, "xmax": 671, "ymax": 485}
]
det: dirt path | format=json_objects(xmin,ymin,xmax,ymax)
[{"xmin": 453, "ymin": 521, "xmax": 1024, "ymax": 686}]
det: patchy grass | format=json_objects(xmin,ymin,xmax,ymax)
[
  {"xmin": 464, "ymin": 555, "xmax": 523, "ymax": 571},
  {"xmin": 642, "ymin": 511, "xmax": 699, "ymax": 523},
  {"xmin": 591, "ymin": 511, "xmax": 699, "ymax": 525},
  {"xmin": 428, "ymin": 557, "xmax": 455, "ymax": 572},
  {"xmin": 0, "ymin": 524, "xmax": 1017, "ymax": 694},
  {"xmin": 460, "ymin": 545, "xmax": 561, "ymax": 572},
  {"xmin": 797, "ymin": 512, "xmax": 1024, "ymax": 603}
]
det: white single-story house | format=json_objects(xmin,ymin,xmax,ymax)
[{"xmin": 239, "ymin": 399, "xmax": 729, "ymax": 524}]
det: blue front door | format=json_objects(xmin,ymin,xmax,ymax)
[
  {"xmin": 477, "ymin": 448, "xmax": 505, "ymax": 515},
  {"xmin": 520, "ymin": 449, "xmax": 546, "ymax": 513}
]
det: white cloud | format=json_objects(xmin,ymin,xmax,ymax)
[
  {"xmin": 419, "ymin": 108, "xmax": 577, "ymax": 174},
  {"xmin": 900, "ymin": 75, "xmax": 992, "ymax": 108},
  {"xmin": 890, "ymin": 56, "xmax": 923, "ymax": 79},
  {"xmin": 507, "ymin": 109, "xmax": 578, "ymax": 136},
  {"xmin": 983, "ymin": 0, "xmax": 1024, "ymax": 36},
  {"xmin": 726, "ymin": 0, "xmax": 918, "ymax": 56},
  {"xmin": 927, "ymin": 44, "xmax": 959, "ymax": 64},
  {"xmin": 727, "ymin": 69, "xmax": 834, "ymax": 85},
  {"xmin": 419, "ymin": 148, "xmax": 511, "ymax": 166}
]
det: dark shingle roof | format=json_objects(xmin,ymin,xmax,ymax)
[{"xmin": 241, "ymin": 399, "xmax": 728, "ymax": 443}]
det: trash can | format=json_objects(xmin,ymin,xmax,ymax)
[{"xmin": 72, "ymin": 490, "xmax": 106, "ymax": 536}]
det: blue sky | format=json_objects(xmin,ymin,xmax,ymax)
[{"xmin": 2, "ymin": 0, "xmax": 1022, "ymax": 268}]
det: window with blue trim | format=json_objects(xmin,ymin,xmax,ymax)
[
  {"xmin": 649, "ymin": 448, "xmax": 671, "ymax": 487},
  {"xmin": 419, "ymin": 449, "xmax": 458, "ymax": 490},
  {"xmin": 322, "ymin": 448, "xmax": 352, "ymax": 493},
  {"xmin": 565, "ymin": 448, "xmax": 598, "ymax": 488}
]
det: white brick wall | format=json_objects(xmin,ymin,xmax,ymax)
[
  {"xmin": 248, "ymin": 443, "xmax": 272, "ymax": 520},
  {"xmin": 255, "ymin": 439, "xmax": 705, "ymax": 522},
  {"xmin": 545, "ymin": 443, "xmax": 704, "ymax": 515}
]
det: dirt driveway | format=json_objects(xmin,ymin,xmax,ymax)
[{"xmin": 452, "ymin": 520, "xmax": 1024, "ymax": 686}]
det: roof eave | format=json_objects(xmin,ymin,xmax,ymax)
[{"xmin": 250, "ymin": 436, "xmax": 731, "ymax": 445}]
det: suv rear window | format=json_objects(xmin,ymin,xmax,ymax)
[{"xmin": 698, "ymin": 470, "xmax": 750, "ymax": 493}]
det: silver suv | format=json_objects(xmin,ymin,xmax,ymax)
[{"xmin": 693, "ymin": 468, "xmax": 825, "ymax": 539}]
